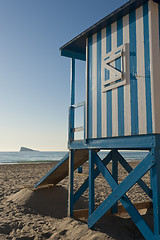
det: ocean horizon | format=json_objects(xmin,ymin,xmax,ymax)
[{"xmin": 0, "ymin": 150, "xmax": 149, "ymax": 164}]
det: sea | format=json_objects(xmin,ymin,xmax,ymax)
[{"xmin": 0, "ymin": 150, "xmax": 149, "ymax": 164}]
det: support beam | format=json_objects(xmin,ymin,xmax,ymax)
[
  {"xmin": 111, "ymin": 150, "xmax": 118, "ymax": 213},
  {"xmin": 73, "ymin": 151, "xmax": 112, "ymax": 204},
  {"xmin": 89, "ymin": 150, "xmax": 95, "ymax": 215},
  {"xmin": 69, "ymin": 134, "xmax": 156, "ymax": 150},
  {"xmin": 68, "ymin": 150, "xmax": 74, "ymax": 217},
  {"xmin": 69, "ymin": 58, "xmax": 75, "ymax": 142},
  {"xmin": 150, "ymin": 148, "xmax": 160, "ymax": 237}
]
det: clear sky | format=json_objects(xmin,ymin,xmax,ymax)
[{"xmin": 0, "ymin": 0, "xmax": 128, "ymax": 151}]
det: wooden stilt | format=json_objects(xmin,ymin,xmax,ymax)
[
  {"xmin": 111, "ymin": 149, "xmax": 118, "ymax": 214},
  {"xmin": 68, "ymin": 149, "xmax": 74, "ymax": 217},
  {"xmin": 89, "ymin": 150, "xmax": 95, "ymax": 216},
  {"xmin": 150, "ymin": 148, "xmax": 160, "ymax": 237}
]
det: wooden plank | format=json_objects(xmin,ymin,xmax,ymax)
[
  {"xmin": 73, "ymin": 209, "xmax": 89, "ymax": 219},
  {"xmin": 136, "ymin": 6, "xmax": 147, "ymax": 135},
  {"xmin": 34, "ymin": 149, "xmax": 89, "ymax": 188},
  {"xmin": 73, "ymin": 201, "xmax": 152, "ymax": 219},
  {"xmin": 72, "ymin": 101, "xmax": 85, "ymax": 108},
  {"xmin": 73, "ymin": 126, "xmax": 84, "ymax": 132},
  {"xmin": 102, "ymin": 80, "xmax": 126, "ymax": 92}
]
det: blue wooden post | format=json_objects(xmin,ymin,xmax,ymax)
[
  {"xmin": 111, "ymin": 149, "xmax": 118, "ymax": 214},
  {"xmin": 89, "ymin": 150, "xmax": 95, "ymax": 216},
  {"xmin": 69, "ymin": 58, "xmax": 75, "ymax": 143},
  {"xmin": 77, "ymin": 166, "xmax": 82, "ymax": 173},
  {"xmin": 150, "ymin": 148, "xmax": 160, "ymax": 237},
  {"xmin": 68, "ymin": 149, "xmax": 74, "ymax": 217}
]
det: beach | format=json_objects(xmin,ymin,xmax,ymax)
[{"xmin": 0, "ymin": 161, "xmax": 152, "ymax": 239}]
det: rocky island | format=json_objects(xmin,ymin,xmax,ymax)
[{"xmin": 20, "ymin": 147, "xmax": 38, "ymax": 152}]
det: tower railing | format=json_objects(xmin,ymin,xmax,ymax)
[{"xmin": 68, "ymin": 101, "xmax": 85, "ymax": 143}]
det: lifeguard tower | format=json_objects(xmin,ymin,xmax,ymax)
[{"xmin": 35, "ymin": 0, "xmax": 160, "ymax": 239}]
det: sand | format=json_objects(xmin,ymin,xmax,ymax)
[{"xmin": 0, "ymin": 161, "xmax": 153, "ymax": 239}]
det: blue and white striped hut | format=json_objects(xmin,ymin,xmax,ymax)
[
  {"xmin": 61, "ymin": 1, "xmax": 160, "ymax": 239},
  {"xmin": 61, "ymin": 0, "xmax": 160, "ymax": 142},
  {"xmin": 35, "ymin": 1, "xmax": 160, "ymax": 239}
]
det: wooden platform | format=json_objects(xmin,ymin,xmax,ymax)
[{"xmin": 34, "ymin": 149, "xmax": 89, "ymax": 188}]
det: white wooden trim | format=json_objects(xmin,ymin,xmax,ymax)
[
  {"xmin": 149, "ymin": 0, "xmax": 160, "ymax": 133},
  {"xmin": 123, "ymin": 14, "xmax": 131, "ymax": 136},
  {"xmin": 104, "ymin": 64, "xmax": 122, "ymax": 79},
  {"xmin": 102, "ymin": 80, "xmax": 126, "ymax": 92},
  {"xmin": 136, "ymin": 6, "xmax": 147, "ymax": 134},
  {"xmin": 101, "ymin": 28, "xmax": 107, "ymax": 137},
  {"xmin": 85, "ymin": 38, "xmax": 88, "ymax": 139},
  {"xmin": 92, "ymin": 33, "xmax": 97, "ymax": 138},
  {"xmin": 104, "ymin": 50, "xmax": 122, "ymax": 64},
  {"xmin": 102, "ymin": 43, "xmax": 128, "ymax": 93},
  {"xmin": 111, "ymin": 22, "xmax": 118, "ymax": 137}
]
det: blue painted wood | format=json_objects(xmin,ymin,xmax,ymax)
[
  {"xmin": 129, "ymin": 9, "xmax": 139, "ymax": 135},
  {"xmin": 116, "ymin": 150, "xmax": 152, "ymax": 198},
  {"xmin": 111, "ymin": 150, "xmax": 118, "ymax": 214},
  {"xmin": 89, "ymin": 150, "xmax": 95, "ymax": 215},
  {"xmin": 88, "ymin": 36, "xmax": 93, "ymax": 139},
  {"xmin": 97, "ymin": 31, "xmax": 102, "ymax": 138},
  {"xmin": 73, "ymin": 151, "xmax": 112, "ymax": 204},
  {"xmin": 143, "ymin": 3, "xmax": 152, "ymax": 134},
  {"xmin": 71, "ymin": 58, "xmax": 75, "ymax": 106},
  {"xmin": 84, "ymin": 102, "xmax": 86, "ymax": 142},
  {"xmin": 68, "ymin": 106, "xmax": 73, "ymax": 143},
  {"xmin": 68, "ymin": 150, "xmax": 74, "ymax": 217},
  {"xmin": 106, "ymin": 25, "xmax": 112, "ymax": 137},
  {"xmin": 69, "ymin": 134, "xmax": 156, "ymax": 150},
  {"xmin": 91, "ymin": 151, "xmax": 155, "ymax": 239},
  {"xmin": 159, "ymin": 4, "xmax": 160, "ymax": 49},
  {"xmin": 88, "ymin": 150, "xmax": 155, "ymax": 228},
  {"xmin": 150, "ymin": 148, "xmax": 160, "ymax": 237},
  {"xmin": 77, "ymin": 166, "xmax": 82, "ymax": 173},
  {"xmin": 69, "ymin": 58, "xmax": 75, "ymax": 142},
  {"xmin": 61, "ymin": 49, "xmax": 86, "ymax": 61},
  {"xmin": 107, "ymin": 91, "xmax": 112, "ymax": 137},
  {"xmin": 120, "ymin": 195, "xmax": 155, "ymax": 240},
  {"xmin": 117, "ymin": 17, "xmax": 124, "ymax": 137}
]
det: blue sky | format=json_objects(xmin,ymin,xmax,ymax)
[{"xmin": 0, "ymin": 0, "xmax": 128, "ymax": 151}]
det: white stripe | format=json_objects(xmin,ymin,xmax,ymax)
[
  {"xmin": 92, "ymin": 33, "xmax": 97, "ymax": 138},
  {"xmin": 85, "ymin": 38, "xmax": 88, "ymax": 139},
  {"xmin": 101, "ymin": 28, "xmax": 107, "ymax": 137},
  {"xmin": 136, "ymin": 6, "xmax": 147, "ymax": 134},
  {"xmin": 149, "ymin": 1, "xmax": 160, "ymax": 133},
  {"xmin": 123, "ymin": 14, "xmax": 131, "ymax": 136},
  {"xmin": 111, "ymin": 22, "xmax": 118, "ymax": 137}
]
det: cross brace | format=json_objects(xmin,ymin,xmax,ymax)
[
  {"xmin": 68, "ymin": 147, "xmax": 160, "ymax": 240},
  {"xmin": 88, "ymin": 150, "xmax": 155, "ymax": 239}
]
